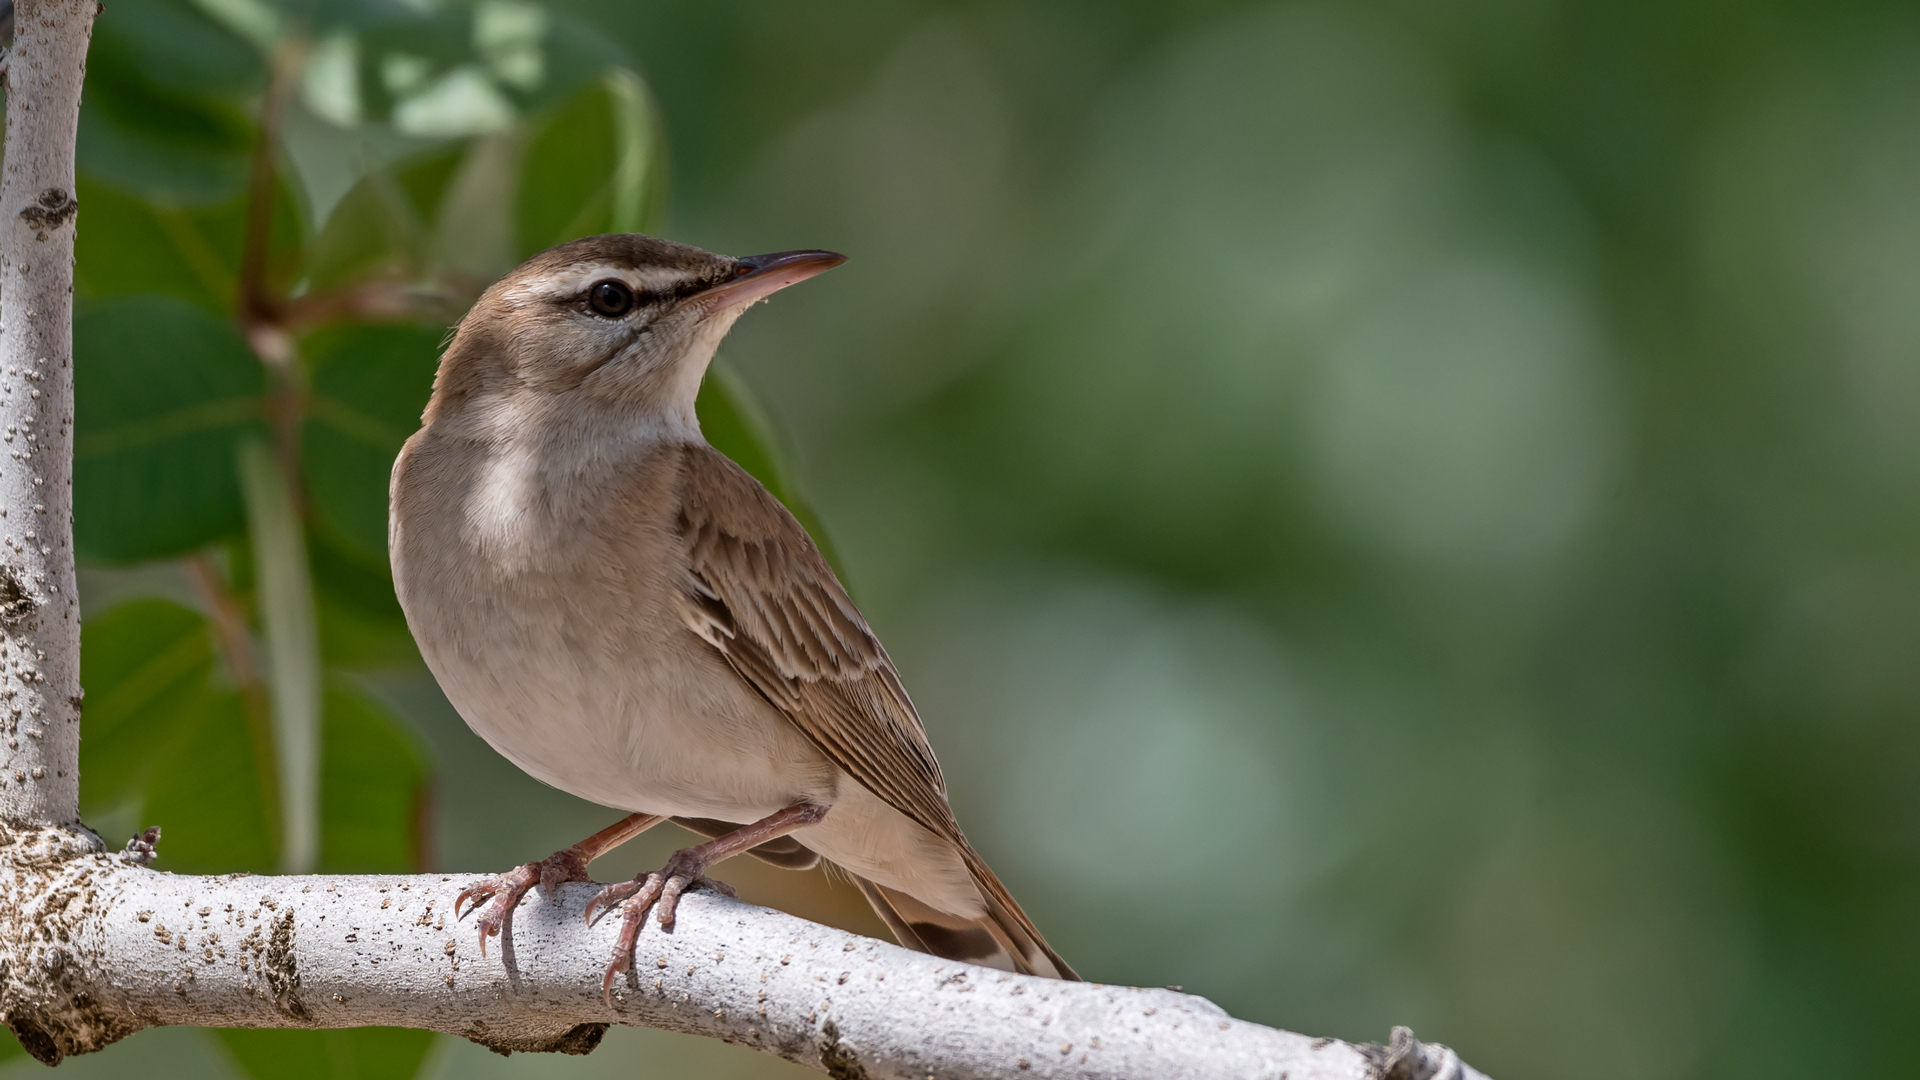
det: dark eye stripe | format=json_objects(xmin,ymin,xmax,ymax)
[{"xmin": 568, "ymin": 269, "xmax": 736, "ymax": 314}]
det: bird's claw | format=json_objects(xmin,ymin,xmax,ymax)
[
  {"xmin": 590, "ymin": 849, "xmax": 737, "ymax": 1006},
  {"xmin": 456, "ymin": 848, "xmax": 592, "ymax": 958},
  {"xmin": 455, "ymin": 866, "xmax": 538, "ymax": 957}
]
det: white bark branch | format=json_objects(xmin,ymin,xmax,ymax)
[
  {"xmin": 0, "ymin": 0, "xmax": 96, "ymax": 829},
  {"xmin": 0, "ymin": 822, "xmax": 1489, "ymax": 1080}
]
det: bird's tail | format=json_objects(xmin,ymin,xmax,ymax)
[
  {"xmin": 852, "ymin": 847, "xmax": 1078, "ymax": 980},
  {"xmin": 678, "ymin": 815, "xmax": 1076, "ymax": 979}
]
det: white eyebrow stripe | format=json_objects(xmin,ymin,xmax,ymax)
[{"xmin": 503, "ymin": 262, "xmax": 702, "ymax": 304}]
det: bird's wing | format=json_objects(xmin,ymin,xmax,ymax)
[
  {"xmin": 671, "ymin": 442, "xmax": 1079, "ymax": 980},
  {"xmin": 670, "ymin": 442, "xmax": 960, "ymax": 843}
]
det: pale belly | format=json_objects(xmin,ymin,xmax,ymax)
[
  {"xmin": 425, "ymin": 608, "xmax": 835, "ymax": 821},
  {"xmin": 418, "ymin": 580, "xmax": 980, "ymax": 916}
]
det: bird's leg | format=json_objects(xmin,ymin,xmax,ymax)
[
  {"xmin": 456, "ymin": 812, "xmax": 663, "ymax": 956},
  {"xmin": 587, "ymin": 802, "xmax": 828, "ymax": 1002}
]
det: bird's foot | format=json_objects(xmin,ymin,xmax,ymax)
[
  {"xmin": 455, "ymin": 846, "xmax": 592, "ymax": 957},
  {"xmin": 584, "ymin": 847, "xmax": 738, "ymax": 1004}
]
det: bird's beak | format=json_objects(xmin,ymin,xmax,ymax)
[{"xmin": 693, "ymin": 250, "xmax": 847, "ymax": 313}]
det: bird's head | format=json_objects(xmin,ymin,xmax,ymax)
[{"xmin": 425, "ymin": 233, "xmax": 844, "ymax": 437}]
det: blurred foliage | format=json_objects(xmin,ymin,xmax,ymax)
[
  {"xmin": 216, "ymin": 1027, "xmax": 435, "ymax": 1080},
  {"xmin": 592, "ymin": 2, "xmax": 1920, "ymax": 1080}
]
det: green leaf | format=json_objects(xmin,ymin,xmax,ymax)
[
  {"xmin": 74, "ymin": 296, "xmax": 268, "ymax": 564},
  {"xmin": 77, "ymin": 598, "xmax": 280, "ymax": 865},
  {"xmin": 74, "ymin": 175, "xmax": 305, "ymax": 312},
  {"xmin": 516, "ymin": 68, "xmax": 662, "ymax": 256},
  {"xmin": 128, "ymin": 644, "xmax": 432, "ymax": 882},
  {"xmin": 216, "ymin": 1027, "xmax": 436, "ymax": 1080},
  {"xmin": 80, "ymin": 0, "xmax": 259, "ymax": 204},
  {"xmin": 321, "ymin": 683, "xmax": 428, "ymax": 873},
  {"xmin": 74, "ymin": 181, "xmax": 238, "ymax": 311},
  {"xmin": 301, "ymin": 324, "xmax": 441, "ymax": 561},
  {"xmin": 79, "ymin": 605, "xmax": 432, "ymax": 879},
  {"xmin": 394, "ymin": 145, "xmax": 469, "ymax": 226},
  {"xmin": 311, "ymin": 526, "xmax": 420, "ymax": 671},
  {"xmin": 142, "ymin": 686, "xmax": 278, "ymax": 874},
  {"xmin": 78, "ymin": 600, "xmax": 218, "ymax": 821},
  {"xmin": 305, "ymin": 178, "xmax": 425, "ymax": 293},
  {"xmin": 93, "ymin": 0, "xmax": 263, "ymax": 98},
  {"xmin": 305, "ymin": 148, "xmax": 464, "ymax": 290},
  {"xmin": 348, "ymin": 11, "xmax": 487, "ymax": 127}
]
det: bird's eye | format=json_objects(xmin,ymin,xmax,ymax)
[{"xmin": 587, "ymin": 280, "xmax": 635, "ymax": 317}]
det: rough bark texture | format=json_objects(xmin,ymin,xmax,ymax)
[
  {"xmin": 0, "ymin": 0, "xmax": 96, "ymax": 828},
  {"xmin": 0, "ymin": 822, "xmax": 1490, "ymax": 1079}
]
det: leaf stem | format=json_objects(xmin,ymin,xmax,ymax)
[
  {"xmin": 237, "ymin": 440, "xmax": 320, "ymax": 873},
  {"xmin": 231, "ymin": 39, "xmax": 323, "ymax": 875}
]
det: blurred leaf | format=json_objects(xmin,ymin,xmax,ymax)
[
  {"xmin": 516, "ymin": 68, "xmax": 662, "ymax": 255},
  {"xmin": 80, "ymin": 0, "xmax": 259, "ymax": 204},
  {"xmin": 394, "ymin": 144, "xmax": 468, "ymax": 225},
  {"xmin": 75, "ymin": 181, "xmax": 304, "ymax": 316},
  {"xmin": 316, "ymin": 588, "xmax": 422, "ymax": 669},
  {"xmin": 78, "ymin": 600, "xmax": 217, "ymax": 820},
  {"xmin": 430, "ymin": 132, "xmax": 521, "ymax": 279},
  {"xmin": 698, "ymin": 360, "xmax": 846, "ymax": 577},
  {"xmin": 320, "ymin": 682, "xmax": 428, "ymax": 873},
  {"xmin": 217, "ymin": 1028, "xmax": 436, "ymax": 1080},
  {"xmin": 306, "ymin": 175, "xmax": 429, "ymax": 291},
  {"xmin": 222, "ymin": 533, "xmax": 259, "ymax": 606},
  {"xmin": 0, "ymin": 1028, "xmax": 22, "ymax": 1064},
  {"xmin": 79, "ymin": 608, "xmax": 430, "ymax": 878},
  {"xmin": 74, "ymin": 181, "xmax": 237, "ymax": 311},
  {"xmin": 349, "ymin": 10, "xmax": 488, "ymax": 127},
  {"xmin": 311, "ymin": 5, "xmax": 628, "ymax": 128},
  {"xmin": 119, "ymin": 639, "xmax": 430, "ymax": 882},
  {"xmin": 311, "ymin": 526, "xmax": 420, "ymax": 670},
  {"xmin": 305, "ymin": 148, "xmax": 465, "ymax": 289},
  {"xmin": 265, "ymin": 173, "xmax": 317, "ymax": 300},
  {"xmin": 301, "ymin": 324, "xmax": 441, "ymax": 561},
  {"xmin": 74, "ymin": 296, "xmax": 268, "ymax": 563},
  {"xmin": 143, "ymin": 687, "xmax": 277, "ymax": 873},
  {"xmin": 96, "ymin": 0, "xmax": 262, "ymax": 96}
]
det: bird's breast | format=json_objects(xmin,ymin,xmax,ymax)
[{"xmin": 390, "ymin": 431, "xmax": 833, "ymax": 818}]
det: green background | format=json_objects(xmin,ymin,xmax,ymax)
[{"xmin": 14, "ymin": 0, "xmax": 1920, "ymax": 1078}]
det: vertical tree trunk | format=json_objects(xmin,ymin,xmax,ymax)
[{"xmin": 0, "ymin": 0, "xmax": 98, "ymax": 829}]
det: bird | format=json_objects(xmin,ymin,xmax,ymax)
[{"xmin": 389, "ymin": 232, "xmax": 1077, "ymax": 997}]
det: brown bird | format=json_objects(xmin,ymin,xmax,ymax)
[{"xmin": 389, "ymin": 233, "xmax": 1076, "ymax": 996}]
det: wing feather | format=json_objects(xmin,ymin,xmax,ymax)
[
  {"xmin": 671, "ymin": 445, "xmax": 953, "ymax": 838},
  {"xmin": 669, "ymin": 444, "xmax": 1077, "ymax": 979}
]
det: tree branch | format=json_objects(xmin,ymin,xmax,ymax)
[{"xmin": 0, "ymin": 822, "xmax": 1489, "ymax": 1079}]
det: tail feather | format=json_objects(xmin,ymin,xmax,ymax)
[
  {"xmin": 676, "ymin": 818, "xmax": 1076, "ymax": 979},
  {"xmin": 853, "ymin": 848, "xmax": 1078, "ymax": 981}
]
